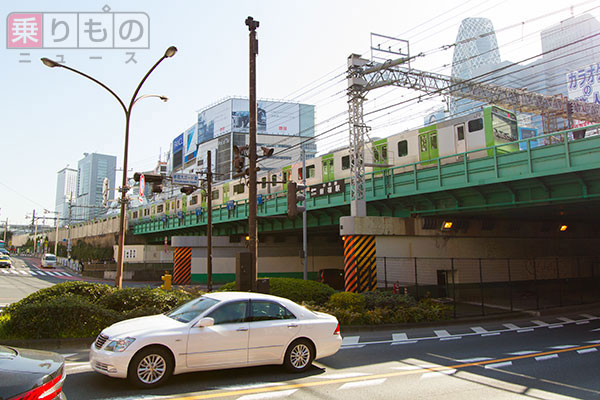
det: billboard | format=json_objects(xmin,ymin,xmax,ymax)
[
  {"xmin": 184, "ymin": 124, "xmax": 197, "ymax": 163},
  {"xmin": 172, "ymin": 133, "xmax": 184, "ymax": 170},
  {"xmin": 566, "ymin": 63, "xmax": 600, "ymax": 129},
  {"xmin": 195, "ymin": 98, "xmax": 311, "ymax": 145}
]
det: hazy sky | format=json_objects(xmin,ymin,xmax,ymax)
[{"xmin": 1, "ymin": 0, "xmax": 598, "ymax": 226}]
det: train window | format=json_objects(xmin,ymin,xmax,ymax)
[
  {"xmin": 430, "ymin": 134, "xmax": 438, "ymax": 149},
  {"xmin": 397, "ymin": 140, "xmax": 408, "ymax": 157},
  {"xmin": 157, "ymin": 204, "xmax": 164, "ymax": 213},
  {"xmin": 283, "ymin": 171, "xmax": 289, "ymax": 182},
  {"xmin": 297, "ymin": 165, "xmax": 315, "ymax": 180},
  {"xmin": 342, "ymin": 155, "xmax": 350, "ymax": 170},
  {"xmin": 419, "ymin": 135, "xmax": 427, "ymax": 152},
  {"xmin": 374, "ymin": 145, "xmax": 387, "ymax": 163},
  {"xmin": 177, "ymin": 200, "xmax": 181, "ymax": 209},
  {"xmin": 456, "ymin": 125, "xmax": 465, "ymax": 140},
  {"xmin": 233, "ymin": 183, "xmax": 245, "ymax": 194},
  {"xmin": 212, "ymin": 190, "xmax": 219, "ymax": 200},
  {"xmin": 132, "ymin": 211, "xmax": 138, "ymax": 219},
  {"xmin": 190, "ymin": 195, "xmax": 198, "ymax": 205},
  {"xmin": 261, "ymin": 177, "xmax": 267, "ymax": 189},
  {"xmin": 468, "ymin": 118, "xmax": 483, "ymax": 132},
  {"xmin": 272, "ymin": 175, "xmax": 277, "ymax": 185}
]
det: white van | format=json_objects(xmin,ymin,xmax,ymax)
[{"xmin": 41, "ymin": 253, "xmax": 57, "ymax": 268}]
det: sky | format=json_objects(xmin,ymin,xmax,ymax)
[{"xmin": 1, "ymin": 0, "xmax": 598, "ymax": 227}]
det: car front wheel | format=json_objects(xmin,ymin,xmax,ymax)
[
  {"xmin": 283, "ymin": 339, "xmax": 314, "ymax": 372},
  {"xmin": 127, "ymin": 346, "xmax": 173, "ymax": 388}
]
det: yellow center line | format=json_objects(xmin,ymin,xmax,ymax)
[{"xmin": 168, "ymin": 342, "xmax": 600, "ymax": 400}]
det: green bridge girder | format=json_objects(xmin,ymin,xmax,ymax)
[{"xmin": 132, "ymin": 126, "xmax": 600, "ymax": 241}]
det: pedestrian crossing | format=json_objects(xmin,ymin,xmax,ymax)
[{"xmin": 0, "ymin": 268, "xmax": 74, "ymax": 277}]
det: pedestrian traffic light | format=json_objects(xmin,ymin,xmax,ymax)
[
  {"xmin": 287, "ymin": 181, "xmax": 306, "ymax": 219},
  {"xmin": 180, "ymin": 186, "xmax": 195, "ymax": 195}
]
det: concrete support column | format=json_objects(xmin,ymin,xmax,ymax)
[
  {"xmin": 343, "ymin": 235, "xmax": 376, "ymax": 292},
  {"xmin": 173, "ymin": 247, "xmax": 191, "ymax": 285}
]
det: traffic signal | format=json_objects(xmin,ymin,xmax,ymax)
[
  {"xmin": 232, "ymin": 145, "xmax": 248, "ymax": 173},
  {"xmin": 260, "ymin": 146, "xmax": 274, "ymax": 157},
  {"xmin": 287, "ymin": 181, "xmax": 306, "ymax": 219},
  {"xmin": 134, "ymin": 172, "xmax": 163, "ymax": 194},
  {"xmin": 180, "ymin": 186, "xmax": 195, "ymax": 195}
]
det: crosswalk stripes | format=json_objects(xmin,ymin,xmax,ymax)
[{"xmin": 0, "ymin": 268, "xmax": 73, "ymax": 277}]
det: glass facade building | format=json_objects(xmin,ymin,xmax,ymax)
[{"xmin": 75, "ymin": 153, "xmax": 117, "ymax": 222}]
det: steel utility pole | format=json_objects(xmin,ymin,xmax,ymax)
[
  {"xmin": 207, "ymin": 150, "xmax": 213, "ymax": 292},
  {"xmin": 246, "ymin": 16, "xmax": 259, "ymax": 291},
  {"xmin": 302, "ymin": 146, "xmax": 308, "ymax": 280}
]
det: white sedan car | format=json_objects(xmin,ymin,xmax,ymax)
[{"xmin": 90, "ymin": 291, "xmax": 342, "ymax": 388}]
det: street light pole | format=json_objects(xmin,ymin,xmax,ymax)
[
  {"xmin": 41, "ymin": 46, "xmax": 177, "ymax": 289},
  {"xmin": 246, "ymin": 16, "xmax": 259, "ymax": 291}
]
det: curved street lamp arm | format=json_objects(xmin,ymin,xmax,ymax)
[
  {"xmin": 132, "ymin": 94, "xmax": 168, "ymax": 107},
  {"xmin": 57, "ymin": 63, "xmax": 127, "ymax": 114},
  {"xmin": 128, "ymin": 55, "xmax": 167, "ymax": 112}
]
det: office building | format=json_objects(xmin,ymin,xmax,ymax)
[
  {"xmin": 75, "ymin": 153, "xmax": 117, "ymax": 221},
  {"xmin": 54, "ymin": 167, "xmax": 77, "ymax": 227}
]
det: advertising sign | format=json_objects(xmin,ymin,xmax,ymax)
[
  {"xmin": 566, "ymin": 63, "xmax": 600, "ymax": 129},
  {"xmin": 172, "ymin": 133, "xmax": 184, "ymax": 170},
  {"xmin": 184, "ymin": 124, "xmax": 197, "ymax": 163},
  {"xmin": 231, "ymin": 98, "xmax": 301, "ymax": 136},
  {"xmin": 197, "ymin": 101, "xmax": 232, "ymax": 143}
]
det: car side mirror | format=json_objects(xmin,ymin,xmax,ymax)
[{"xmin": 196, "ymin": 317, "xmax": 214, "ymax": 327}]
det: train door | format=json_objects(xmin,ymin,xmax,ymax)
[
  {"xmin": 373, "ymin": 140, "xmax": 388, "ymax": 171},
  {"xmin": 454, "ymin": 123, "xmax": 466, "ymax": 159},
  {"xmin": 282, "ymin": 166, "xmax": 291, "ymax": 191},
  {"xmin": 223, "ymin": 183, "xmax": 230, "ymax": 203},
  {"xmin": 418, "ymin": 129, "xmax": 439, "ymax": 165},
  {"xmin": 322, "ymin": 155, "xmax": 334, "ymax": 182}
]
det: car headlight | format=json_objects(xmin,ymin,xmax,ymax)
[{"xmin": 104, "ymin": 337, "xmax": 136, "ymax": 352}]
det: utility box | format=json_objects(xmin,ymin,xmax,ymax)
[
  {"xmin": 256, "ymin": 278, "xmax": 270, "ymax": 294},
  {"xmin": 236, "ymin": 252, "xmax": 255, "ymax": 291}
]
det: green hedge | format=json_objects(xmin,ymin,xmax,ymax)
[
  {"xmin": 219, "ymin": 278, "xmax": 335, "ymax": 306},
  {"xmin": 1, "ymin": 282, "xmax": 196, "ymax": 339}
]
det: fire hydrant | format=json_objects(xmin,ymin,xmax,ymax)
[{"xmin": 161, "ymin": 271, "xmax": 172, "ymax": 290}]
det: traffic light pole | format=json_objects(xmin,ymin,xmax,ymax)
[
  {"xmin": 207, "ymin": 150, "xmax": 213, "ymax": 292},
  {"xmin": 246, "ymin": 16, "xmax": 259, "ymax": 291}
]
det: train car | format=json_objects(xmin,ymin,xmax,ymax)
[
  {"xmin": 518, "ymin": 126, "xmax": 543, "ymax": 150},
  {"xmin": 127, "ymin": 104, "xmax": 520, "ymax": 224}
]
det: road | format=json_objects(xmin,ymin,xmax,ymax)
[{"xmin": 58, "ymin": 312, "xmax": 600, "ymax": 400}]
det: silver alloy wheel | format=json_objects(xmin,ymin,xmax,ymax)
[
  {"xmin": 290, "ymin": 343, "xmax": 310, "ymax": 369},
  {"xmin": 137, "ymin": 353, "xmax": 166, "ymax": 384}
]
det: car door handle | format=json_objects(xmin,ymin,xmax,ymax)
[
  {"xmin": 236, "ymin": 327, "xmax": 248, "ymax": 332},
  {"xmin": 287, "ymin": 324, "xmax": 298, "ymax": 328}
]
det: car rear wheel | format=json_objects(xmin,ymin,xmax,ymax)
[
  {"xmin": 283, "ymin": 339, "xmax": 314, "ymax": 372},
  {"xmin": 127, "ymin": 346, "xmax": 173, "ymax": 388}
]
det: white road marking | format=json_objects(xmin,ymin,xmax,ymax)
[
  {"xmin": 338, "ymin": 378, "xmax": 386, "ymax": 390},
  {"xmin": 392, "ymin": 333, "xmax": 408, "ymax": 342},
  {"xmin": 557, "ymin": 317, "xmax": 575, "ymax": 323},
  {"xmin": 440, "ymin": 337, "xmax": 462, "ymax": 341},
  {"xmin": 19, "ymin": 270, "xmax": 30, "ymax": 275},
  {"xmin": 434, "ymin": 330, "xmax": 451, "ymax": 337},
  {"xmin": 1, "ymin": 269, "xmax": 8, "ymax": 274},
  {"xmin": 482, "ymin": 332, "xmax": 501, "ymax": 337},
  {"xmin": 576, "ymin": 321, "xmax": 590, "ymax": 325},
  {"xmin": 421, "ymin": 369, "xmax": 457, "ymax": 378},
  {"xmin": 517, "ymin": 329, "xmax": 534, "ymax": 333},
  {"xmin": 457, "ymin": 357, "xmax": 493, "ymax": 363},
  {"xmin": 503, "ymin": 323, "xmax": 520, "ymax": 330},
  {"xmin": 590, "ymin": 328, "xmax": 600, "ymax": 332},
  {"xmin": 471, "ymin": 327, "xmax": 487, "ymax": 334},
  {"xmin": 220, "ymin": 383, "xmax": 284, "ymax": 391},
  {"xmin": 535, "ymin": 354, "xmax": 558, "ymax": 361},
  {"xmin": 577, "ymin": 348, "xmax": 598, "ymax": 354},
  {"xmin": 586, "ymin": 339, "xmax": 600, "ymax": 343},
  {"xmin": 548, "ymin": 325, "xmax": 563, "ymax": 329},
  {"xmin": 391, "ymin": 341, "xmax": 417, "ymax": 345},
  {"xmin": 531, "ymin": 320, "xmax": 548, "ymax": 326},
  {"xmin": 392, "ymin": 364, "xmax": 438, "ymax": 371},
  {"xmin": 316, "ymin": 372, "xmax": 372, "ymax": 379},
  {"xmin": 507, "ymin": 350, "xmax": 539, "ymax": 356},
  {"xmin": 485, "ymin": 361, "xmax": 513, "ymax": 369},
  {"xmin": 342, "ymin": 336, "xmax": 360, "ymax": 345},
  {"xmin": 580, "ymin": 314, "xmax": 598, "ymax": 319},
  {"xmin": 549, "ymin": 345, "xmax": 577, "ymax": 350},
  {"xmin": 237, "ymin": 389, "xmax": 298, "ymax": 399}
]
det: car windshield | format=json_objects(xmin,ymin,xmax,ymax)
[
  {"xmin": 45, "ymin": 255, "xmax": 56, "ymax": 261},
  {"xmin": 166, "ymin": 296, "xmax": 220, "ymax": 323},
  {"xmin": 0, "ymin": 255, "xmax": 8, "ymax": 260}
]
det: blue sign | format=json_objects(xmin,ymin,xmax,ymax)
[
  {"xmin": 195, "ymin": 208, "xmax": 202, "ymax": 217},
  {"xmin": 177, "ymin": 211, "xmax": 183, "ymax": 219},
  {"xmin": 257, "ymin": 194, "xmax": 263, "ymax": 205},
  {"xmin": 172, "ymin": 133, "xmax": 184, "ymax": 153},
  {"xmin": 226, "ymin": 200, "xmax": 235, "ymax": 211}
]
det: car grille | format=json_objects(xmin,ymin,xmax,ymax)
[
  {"xmin": 95, "ymin": 361, "xmax": 110, "ymax": 372},
  {"xmin": 95, "ymin": 334, "xmax": 108, "ymax": 349}
]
